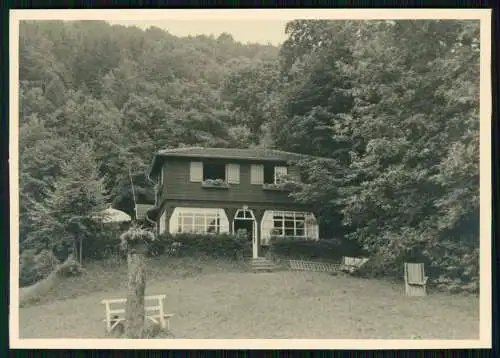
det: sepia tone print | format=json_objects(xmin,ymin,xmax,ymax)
[{"xmin": 13, "ymin": 13, "xmax": 486, "ymax": 344}]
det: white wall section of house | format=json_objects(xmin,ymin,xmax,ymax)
[
  {"xmin": 225, "ymin": 163, "xmax": 240, "ymax": 184},
  {"xmin": 260, "ymin": 210, "xmax": 319, "ymax": 244},
  {"xmin": 189, "ymin": 161, "xmax": 203, "ymax": 182},
  {"xmin": 159, "ymin": 209, "xmax": 167, "ymax": 234},
  {"xmin": 169, "ymin": 207, "xmax": 230, "ymax": 234}
]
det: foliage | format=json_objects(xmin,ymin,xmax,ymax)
[
  {"xmin": 271, "ymin": 20, "xmax": 480, "ymax": 292},
  {"xmin": 19, "ymin": 19, "xmax": 480, "ymax": 293},
  {"xmin": 268, "ymin": 237, "xmax": 366, "ymax": 263},
  {"xmin": 119, "ymin": 225, "xmax": 156, "ymax": 252},
  {"xmin": 201, "ymin": 179, "xmax": 229, "ymax": 188},
  {"xmin": 154, "ymin": 233, "xmax": 251, "ymax": 260},
  {"xmin": 19, "ymin": 20, "xmax": 279, "ymax": 252},
  {"xmin": 26, "ymin": 142, "xmax": 109, "ymax": 255},
  {"xmin": 19, "ymin": 249, "xmax": 85, "ymax": 287},
  {"xmin": 19, "ymin": 249, "xmax": 59, "ymax": 287},
  {"xmin": 80, "ymin": 222, "xmax": 124, "ymax": 260}
]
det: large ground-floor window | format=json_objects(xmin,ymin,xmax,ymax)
[
  {"xmin": 169, "ymin": 207, "xmax": 229, "ymax": 234},
  {"xmin": 178, "ymin": 212, "xmax": 220, "ymax": 233},
  {"xmin": 272, "ymin": 211, "xmax": 306, "ymax": 237},
  {"xmin": 261, "ymin": 210, "xmax": 319, "ymax": 244}
]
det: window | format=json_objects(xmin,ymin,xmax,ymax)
[
  {"xmin": 203, "ymin": 162, "xmax": 226, "ymax": 181},
  {"xmin": 225, "ymin": 164, "xmax": 240, "ymax": 184},
  {"xmin": 251, "ymin": 164, "xmax": 264, "ymax": 184},
  {"xmin": 177, "ymin": 211, "xmax": 221, "ymax": 234},
  {"xmin": 274, "ymin": 166, "xmax": 288, "ymax": 184},
  {"xmin": 263, "ymin": 165, "xmax": 288, "ymax": 184},
  {"xmin": 263, "ymin": 164, "xmax": 275, "ymax": 184},
  {"xmin": 272, "ymin": 211, "xmax": 306, "ymax": 237}
]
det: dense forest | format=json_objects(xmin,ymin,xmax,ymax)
[{"xmin": 19, "ymin": 20, "xmax": 480, "ymax": 291}]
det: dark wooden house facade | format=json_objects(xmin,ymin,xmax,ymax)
[{"xmin": 146, "ymin": 147, "xmax": 320, "ymax": 258}]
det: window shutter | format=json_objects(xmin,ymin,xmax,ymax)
[
  {"xmin": 250, "ymin": 164, "xmax": 264, "ymax": 184},
  {"xmin": 274, "ymin": 166, "xmax": 288, "ymax": 184},
  {"xmin": 260, "ymin": 211, "xmax": 275, "ymax": 245},
  {"xmin": 305, "ymin": 213, "xmax": 319, "ymax": 240},
  {"xmin": 190, "ymin": 161, "xmax": 203, "ymax": 182},
  {"xmin": 226, "ymin": 164, "xmax": 240, "ymax": 184}
]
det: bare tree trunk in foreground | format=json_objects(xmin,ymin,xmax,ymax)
[{"xmin": 125, "ymin": 251, "xmax": 146, "ymax": 338}]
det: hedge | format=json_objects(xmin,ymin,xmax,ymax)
[
  {"xmin": 268, "ymin": 236, "xmax": 366, "ymax": 263},
  {"xmin": 153, "ymin": 232, "xmax": 252, "ymax": 260}
]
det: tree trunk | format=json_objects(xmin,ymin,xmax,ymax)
[
  {"xmin": 125, "ymin": 251, "xmax": 146, "ymax": 338},
  {"xmin": 79, "ymin": 236, "xmax": 83, "ymax": 264}
]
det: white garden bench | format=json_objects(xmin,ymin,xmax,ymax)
[{"xmin": 101, "ymin": 294, "xmax": 174, "ymax": 333}]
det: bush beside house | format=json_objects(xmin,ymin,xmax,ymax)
[
  {"xmin": 153, "ymin": 233, "xmax": 252, "ymax": 260},
  {"xmin": 268, "ymin": 236, "xmax": 366, "ymax": 263}
]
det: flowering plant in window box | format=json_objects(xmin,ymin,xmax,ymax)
[
  {"xmin": 201, "ymin": 179, "xmax": 229, "ymax": 189},
  {"xmin": 263, "ymin": 173, "xmax": 299, "ymax": 191},
  {"xmin": 262, "ymin": 181, "xmax": 297, "ymax": 191}
]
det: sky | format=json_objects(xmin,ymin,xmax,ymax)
[{"xmin": 105, "ymin": 19, "xmax": 289, "ymax": 46}]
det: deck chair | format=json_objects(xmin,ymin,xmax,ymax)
[
  {"xmin": 404, "ymin": 263, "xmax": 428, "ymax": 296},
  {"xmin": 340, "ymin": 256, "xmax": 369, "ymax": 273}
]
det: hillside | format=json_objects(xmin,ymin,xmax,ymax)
[{"xmin": 19, "ymin": 20, "xmax": 480, "ymax": 292}]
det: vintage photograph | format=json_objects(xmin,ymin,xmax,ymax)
[{"xmin": 10, "ymin": 9, "xmax": 491, "ymax": 348}]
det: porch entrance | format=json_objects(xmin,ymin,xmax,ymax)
[{"xmin": 232, "ymin": 209, "xmax": 258, "ymax": 258}]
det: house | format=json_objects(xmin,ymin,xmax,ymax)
[{"xmin": 146, "ymin": 147, "xmax": 320, "ymax": 258}]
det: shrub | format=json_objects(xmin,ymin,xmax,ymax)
[
  {"xmin": 352, "ymin": 239, "xmax": 479, "ymax": 294},
  {"xmin": 81, "ymin": 223, "xmax": 123, "ymax": 260},
  {"xmin": 19, "ymin": 249, "xmax": 60, "ymax": 287},
  {"xmin": 268, "ymin": 236, "xmax": 366, "ymax": 263},
  {"xmin": 154, "ymin": 232, "xmax": 251, "ymax": 260}
]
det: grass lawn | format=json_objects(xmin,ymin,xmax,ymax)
[{"xmin": 18, "ymin": 256, "xmax": 479, "ymax": 339}]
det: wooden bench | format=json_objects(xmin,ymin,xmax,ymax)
[
  {"xmin": 404, "ymin": 263, "xmax": 428, "ymax": 296},
  {"xmin": 101, "ymin": 294, "xmax": 174, "ymax": 333}
]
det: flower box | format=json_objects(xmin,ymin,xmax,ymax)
[
  {"xmin": 262, "ymin": 183, "xmax": 294, "ymax": 191},
  {"xmin": 201, "ymin": 179, "xmax": 230, "ymax": 189}
]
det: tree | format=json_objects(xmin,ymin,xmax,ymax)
[
  {"xmin": 28, "ymin": 142, "xmax": 109, "ymax": 257},
  {"xmin": 119, "ymin": 226, "xmax": 155, "ymax": 338},
  {"xmin": 274, "ymin": 19, "xmax": 480, "ymax": 290}
]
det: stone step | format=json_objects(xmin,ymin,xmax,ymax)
[
  {"xmin": 249, "ymin": 258, "xmax": 271, "ymax": 263},
  {"xmin": 249, "ymin": 262, "xmax": 275, "ymax": 267},
  {"xmin": 246, "ymin": 257, "xmax": 277, "ymax": 272},
  {"xmin": 248, "ymin": 261, "xmax": 274, "ymax": 266}
]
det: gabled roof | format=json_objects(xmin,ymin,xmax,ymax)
[{"xmin": 147, "ymin": 146, "xmax": 313, "ymax": 180}]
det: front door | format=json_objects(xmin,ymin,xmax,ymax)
[{"xmin": 233, "ymin": 209, "xmax": 258, "ymax": 258}]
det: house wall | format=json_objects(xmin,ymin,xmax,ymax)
[
  {"xmin": 158, "ymin": 158, "xmax": 302, "ymax": 205},
  {"xmin": 157, "ymin": 201, "xmax": 318, "ymax": 250}
]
